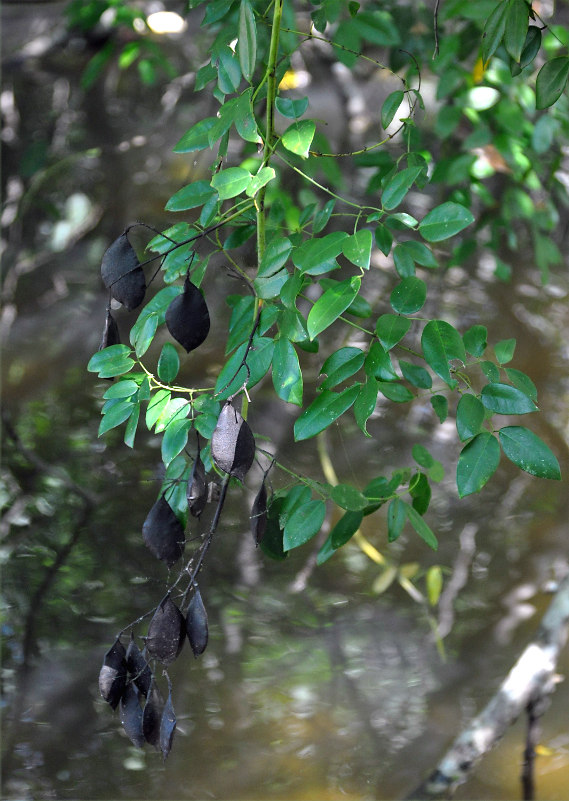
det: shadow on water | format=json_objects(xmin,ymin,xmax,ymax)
[{"xmin": 2, "ymin": 4, "xmax": 569, "ymax": 800}]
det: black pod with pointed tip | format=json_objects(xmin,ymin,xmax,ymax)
[
  {"xmin": 160, "ymin": 688, "xmax": 176, "ymax": 760},
  {"xmin": 142, "ymin": 495, "xmax": 185, "ymax": 567},
  {"xmin": 186, "ymin": 586, "xmax": 208, "ymax": 657},
  {"xmin": 100, "ymin": 232, "xmax": 146, "ymax": 311},
  {"xmin": 98, "ymin": 638, "xmax": 127, "ymax": 709},
  {"xmin": 187, "ymin": 453, "xmax": 208, "ymax": 518},
  {"xmin": 142, "ymin": 677, "xmax": 164, "ymax": 748},
  {"xmin": 145, "ymin": 596, "xmax": 185, "ymax": 665},
  {"xmin": 99, "ymin": 309, "xmax": 121, "ymax": 350},
  {"xmin": 211, "ymin": 401, "xmax": 255, "ymax": 481},
  {"xmin": 126, "ymin": 634, "xmax": 152, "ymax": 697},
  {"xmin": 120, "ymin": 682, "xmax": 145, "ymax": 748},
  {"xmin": 251, "ymin": 480, "xmax": 268, "ymax": 546},
  {"xmin": 165, "ymin": 274, "xmax": 210, "ymax": 353}
]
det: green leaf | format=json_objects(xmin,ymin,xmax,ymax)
[
  {"xmin": 480, "ymin": 382, "xmax": 537, "ymax": 415},
  {"xmin": 215, "ymin": 336, "xmax": 274, "ymax": 399},
  {"xmin": 259, "ymin": 237, "xmax": 293, "ymax": 277},
  {"xmin": 123, "ymin": 403, "xmax": 140, "ymax": 449},
  {"xmin": 283, "ymin": 499, "xmax": 326, "ymax": 550},
  {"xmin": 342, "ymin": 229, "xmax": 372, "ymax": 269},
  {"xmin": 321, "ymin": 346, "xmax": 365, "ymax": 390},
  {"xmin": 260, "ymin": 497, "xmax": 287, "ymax": 561},
  {"xmin": 238, "ymin": 0, "xmax": 256, "ymax": 82},
  {"xmin": 399, "ymin": 360, "xmax": 432, "ymax": 389},
  {"xmin": 217, "ymin": 47, "xmax": 241, "ymax": 94},
  {"xmin": 498, "ymin": 426, "xmax": 561, "ymax": 480},
  {"xmin": 130, "ymin": 312, "xmax": 158, "ymax": 358},
  {"xmin": 504, "ymin": 0, "xmax": 529, "ymax": 63},
  {"xmin": 246, "ymin": 166, "xmax": 275, "ymax": 197},
  {"xmin": 281, "ymin": 120, "xmax": 316, "ymax": 159},
  {"xmin": 410, "ymin": 472, "xmax": 431, "ymax": 515},
  {"xmin": 494, "ymin": 338, "xmax": 516, "ymax": 365},
  {"xmin": 390, "ymin": 277, "xmax": 427, "ymax": 315},
  {"xmin": 234, "ymin": 89, "xmax": 262, "ymax": 143},
  {"xmin": 272, "ymin": 338, "xmax": 303, "ymax": 405},
  {"xmin": 330, "ymin": 483, "xmax": 368, "ymax": 511},
  {"xmin": 463, "ymin": 324, "xmax": 488, "ymax": 357},
  {"xmin": 146, "ymin": 389, "xmax": 171, "ymax": 430},
  {"xmin": 519, "ymin": 26, "xmax": 542, "ymax": 70},
  {"xmin": 392, "ymin": 245, "xmax": 415, "ymax": 278},
  {"xmin": 161, "ymin": 418, "xmax": 193, "ymax": 468},
  {"xmin": 352, "ymin": 11, "xmax": 400, "ymax": 46},
  {"xmin": 382, "ymin": 166, "xmax": 423, "ymax": 211},
  {"xmin": 418, "ymin": 202, "xmax": 475, "ymax": 242},
  {"xmin": 387, "ymin": 497, "xmax": 406, "ymax": 542},
  {"xmin": 98, "ymin": 399, "xmax": 134, "ymax": 436},
  {"xmin": 174, "ymin": 117, "xmax": 218, "ymax": 153},
  {"xmin": 536, "ymin": 57, "xmax": 569, "ymax": 109},
  {"xmin": 457, "ymin": 432, "xmax": 500, "ymax": 498},
  {"xmin": 375, "ymin": 314, "xmax": 411, "ymax": 350},
  {"xmin": 330, "ymin": 510, "xmax": 363, "ymax": 548},
  {"xmin": 354, "ymin": 378, "xmax": 378, "ymax": 436},
  {"xmin": 155, "ymin": 397, "xmax": 190, "ymax": 434},
  {"xmin": 481, "ymin": 360, "xmax": 501, "ymax": 382},
  {"xmin": 504, "ymin": 368, "xmax": 537, "ymax": 402},
  {"xmin": 157, "ymin": 343, "xmax": 180, "ymax": 384},
  {"xmin": 103, "ymin": 379, "xmax": 139, "ymax": 400},
  {"xmin": 397, "ymin": 240, "xmax": 438, "ymax": 268},
  {"xmin": 87, "ymin": 344, "xmax": 135, "ymax": 379},
  {"xmin": 211, "ymin": 167, "xmax": 251, "ymax": 200},
  {"xmin": 307, "ymin": 276, "xmax": 361, "ymax": 339},
  {"xmin": 421, "ymin": 320, "xmax": 466, "ymax": 387},
  {"xmin": 456, "ymin": 394, "xmax": 485, "ymax": 442},
  {"xmin": 293, "ymin": 231, "xmax": 348, "ymax": 275},
  {"xmin": 275, "ymin": 96, "xmax": 309, "ymax": 118},
  {"xmin": 166, "ymin": 181, "xmax": 216, "ymax": 211},
  {"xmin": 374, "ymin": 224, "xmax": 393, "ymax": 256},
  {"xmin": 381, "ymin": 89, "xmax": 405, "ymax": 129},
  {"xmin": 313, "ymin": 199, "xmax": 335, "ymax": 234},
  {"xmin": 365, "ymin": 342, "xmax": 398, "ymax": 382},
  {"xmin": 294, "ymin": 384, "xmax": 360, "ymax": 441},
  {"xmin": 482, "ymin": 0, "xmax": 508, "ymax": 64},
  {"xmin": 431, "ymin": 394, "xmax": 448, "ymax": 423},
  {"xmin": 378, "ymin": 381, "xmax": 414, "ymax": 403}
]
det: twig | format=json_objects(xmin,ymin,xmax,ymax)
[{"xmin": 408, "ymin": 573, "xmax": 569, "ymax": 799}]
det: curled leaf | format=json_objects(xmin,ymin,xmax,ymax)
[
  {"xmin": 142, "ymin": 677, "xmax": 164, "ymax": 748},
  {"xmin": 187, "ymin": 453, "xmax": 208, "ymax": 518},
  {"xmin": 165, "ymin": 274, "xmax": 210, "ymax": 353},
  {"xmin": 120, "ymin": 682, "xmax": 145, "ymax": 748},
  {"xmin": 145, "ymin": 596, "xmax": 186, "ymax": 665},
  {"xmin": 251, "ymin": 480, "xmax": 268, "ymax": 546},
  {"xmin": 160, "ymin": 686, "xmax": 177, "ymax": 760},
  {"xmin": 126, "ymin": 634, "xmax": 152, "ymax": 697},
  {"xmin": 142, "ymin": 495, "xmax": 185, "ymax": 567},
  {"xmin": 100, "ymin": 232, "xmax": 146, "ymax": 311},
  {"xmin": 99, "ymin": 309, "xmax": 121, "ymax": 350},
  {"xmin": 186, "ymin": 586, "xmax": 208, "ymax": 657},
  {"xmin": 98, "ymin": 638, "xmax": 127, "ymax": 709},
  {"xmin": 211, "ymin": 401, "xmax": 255, "ymax": 481}
]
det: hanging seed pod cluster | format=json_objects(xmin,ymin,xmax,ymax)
[{"xmin": 91, "ymin": 223, "xmax": 277, "ymax": 758}]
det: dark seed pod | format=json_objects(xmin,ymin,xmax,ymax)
[
  {"xmin": 145, "ymin": 596, "xmax": 185, "ymax": 665},
  {"xmin": 160, "ymin": 686, "xmax": 176, "ymax": 761},
  {"xmin": 211, "ymin": 401, "xmax": 255, "ymax": 481},
  {"xmin": 126, "ymin": 634, "xmax": 152, "ymax": 697},
  {"xmin": 142, "ymin": 495, "xmax": 185, "ymax": 567},
  {"xmin": 186, "ymin": 453, "xmax": 208, "ymax": 518},
  {"xmin": 186, "ymin": 586, "xmax": 208, "ymax": 657},
  {"xmin": 165, "ymin": 274, "xmax": 210, "ymax": 353},
  {"xmin": 251, "ymin": 480, "xmax": 268, "ymax": 546},
  {"xmin": 98, "ymin": 638, "xmax": 127, "ymax": 709},
  {"xmin": 100, "ymin": 232, "xmax": 146, "ymax": 311},
  {"xmin": 120, "ymin": 682, "xmax": 145, "ymax": 748},
  {"xmin": 99, "ymin": 308, "xmax": 121, "ymax": 350},
  {"xmin": 142, "ymin": 677, "xmax": 164, "ymax": 749}
]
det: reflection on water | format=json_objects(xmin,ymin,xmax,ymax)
[{"xmin": 2, "ymin": 4, "xmax": 569, "ymax": 800}]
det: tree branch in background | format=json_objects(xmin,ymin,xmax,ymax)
[{"xmin": 409, "ymin": 573, "xmax": 569, "ymax": 799}]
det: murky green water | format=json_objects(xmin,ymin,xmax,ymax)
[{"xmin": 2, "ymin": 5, "xmax": 569, "ymax": 800}]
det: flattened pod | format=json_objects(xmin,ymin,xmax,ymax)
[
  {"xmin": 120, "ymin": 682, "xmax": 145, "ymax": 748},
  {"xmin": 186, "ymin": 586, "xmax": 208, "ymax": 657},
  {"xmin": 98, "ymin": 638, "xmax": 127, "ymax": 709},
  {"xmin": 160, "ymin": 688, "xmax": 176, "ymax": 760},
  {"xmin": 99, "ymin": 309, "xmax": 121, "ymax": 350},
  {"xmin": 251, "ymin": 480, "xmax": 268, "ymax": 546},
  {"xmin": 142, "ymin": 495, "xmax": 185, "ymax": 567},
  {"xmin": 142, "ymin": 677, "xmax": 164, "ymax": 748},
  {"xmin": 100, "ymin": 232, "xmax": 146, "ymax": 311},
  {"xmin": 165, "ymin": 274, "xmax": 210, "ymax": 353},
  {"xmin": 186, "ymin": 453, "xmax": 207, "ymax": 518},
  {"xmin": 211, "ymin": 402, "xmax": 255, "ymax": 481},
  {"xmin": 145, "ymin": 596, "xmax": 185, "ymax": 665},
  {"xmin": 126, "ymin": 634, "xmax": 152, "ymax": 697}
]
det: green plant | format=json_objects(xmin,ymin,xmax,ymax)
[{"xmin": 87, "ymin": 0, "xmax": 565, "ymax": 755}]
